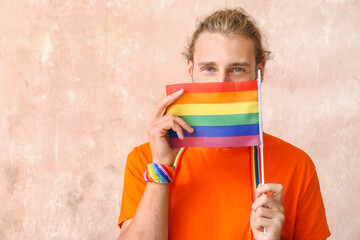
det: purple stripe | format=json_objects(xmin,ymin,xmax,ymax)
[
  {"xmin": 169, "ymin": 135, "xmax": 260, "ymax": 148},
  {"xmin": 157, "ymin": 165, "xmax": 172, "ymax": 180}
]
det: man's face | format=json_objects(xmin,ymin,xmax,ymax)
[{"xmin": 188, "ymin": 32, "xmax": 264, "ymax": 83}]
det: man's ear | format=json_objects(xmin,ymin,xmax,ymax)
[
  {"xmin": 187, "ymin": 59, "xmax": 194, "ymax": 82},
  {"xmin": 257, "ymin": 61, "xmax": 266, "ymax": 82}
]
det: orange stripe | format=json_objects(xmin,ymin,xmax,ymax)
[{"xmin": 172, "ymin": 91, "xmax": 258, "ymax": 105}]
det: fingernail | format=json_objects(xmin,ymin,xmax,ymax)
[{"xmin": 177, "ymin": 89, "xmax": 184, "ymax": 94}]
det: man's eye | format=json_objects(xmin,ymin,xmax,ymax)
[
  {"xmin": 232, "ymin": 68, "xmax": 244, "ymax": 73},
  {"xmin": 203, "ymin": 67, "xmax": 214, "ymax": 72}
]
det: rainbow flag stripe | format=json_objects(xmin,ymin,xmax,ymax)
[
  {"xmin": 167, "ymin": 102, "xmax": 258, "ymax": 115},
  {"xmin": 250, "ymin": 146, "xmax": 261, "ymax": 199},
  {"xmin": 250, "ymin": 145, "xmax": 261, "ymax": 240},
  {"xmin": 166, "ymin": 81, "xmax": 260, "ymax": 148},
  {"xmin": 173, "ymin": 147, "xmax": 186, "ymax": 169}
]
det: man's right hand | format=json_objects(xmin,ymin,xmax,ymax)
[{"xmin": 146, "ymin": 88, "xmax": 194, "ymax": 166}]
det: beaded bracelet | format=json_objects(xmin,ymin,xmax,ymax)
[{"xmin": 144, "ymin": 163, "xmax": 175, "ymax": 184}]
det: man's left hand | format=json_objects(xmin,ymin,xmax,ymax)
[{"xmin": 250, "ymin": 183, "xmax": 285, "ymax": 240}]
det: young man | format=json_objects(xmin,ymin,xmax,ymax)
[{"xmin": 118, "ymin": 8, "xmax": 330, "ymax": 240}]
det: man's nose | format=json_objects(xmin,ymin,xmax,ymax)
[{"xmin": 218, "ymin": 71, "xmax": 230, "ymax": 82}]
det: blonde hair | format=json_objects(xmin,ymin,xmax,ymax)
[{"xmin": 183, "ymin": 8, "xmax": 271, "ymax": 64}]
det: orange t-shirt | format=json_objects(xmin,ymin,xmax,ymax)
[{"xmin": 118, "ymin": 133, "xmax": 330, "ymax": 239}]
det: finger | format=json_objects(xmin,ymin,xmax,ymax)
[
  {"xmin": 253, "ymin": 211, "xmax": 285, "ymax": 233},
  {"xmin": 170, "ymin": 122, "xmax": 184, "ymax": 140},
  {"xmin": 161, "ymin": 117, "xmax": 185, "ymax": 139},
  {"xmin": 255, "ymin": 185, "xmax": 274, "ymax": 199},
  {"xmin": 151, "ymin": 89, "xmax": 184, "ymax": 119},
  {"xmin": 253, "ymin": 216, "xmax": 281, "ymax": 237},
  {"xmin": 164, "ymin": 114, "xmax": 194, "ymax": 134},
  {"xmin": 252, "ymin": 194, "xmax": 281, "ymax": 212},
  {"xmin": 255, "ymin": 207, "xmax": 281, "ymax": 219},
  {"xmin": 257, "ymin": 183, "xmax": 283, "ymax": 195},
  {"xmin": 149, "ymin": 116, "xmax": 184, "ymax": 139},
  {"xmin": 149, "ymin": 113, "xmax": 194, "ymax": 141},
  {"xmin": 253, "ymin": 216, "xmax": 272, "ymax": 232},
  {"xmin": 257, "ymin": 183, "xmax": 284, "ymax": 203}
]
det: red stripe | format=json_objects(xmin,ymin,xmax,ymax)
[
  {"xmin": 249, "ymin": 148, "xmax": 255, "ymax": 240},
  {"xmin": 145, "ymin": 169, "xmax": 151, "ymax": 181},
  {"xmin": 250, "ymin": 148, "xmax": 255, "ymax": 203},
  {"xmin": 169, "ymin": 135, "xmax": 260, "ymax": 148},
  {"xmin": 161, "ymin": 165, "xmax": 174, "ymax": 179},
  {"xmin": 166, "ymin": 81, "xmax": 258, "ymax": 94}
]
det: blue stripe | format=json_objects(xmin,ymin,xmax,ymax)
[
  {"xmin": 152, "ymin": 164, "xmax": 171, "ymax": 184},
  {"xmin": 157, "ymin": 165, "xmax": 172, "ymax": 183},
  {"xmin": 152, "ymin": 164, "xmax": 167, "ymax": 183},
  {"xmin": 254, "ymin": 146, "xmax": 260, "ymax": 187},
  {"xmin": 168, "ymin": 124, "xmax": 259, "ymax": 138}
]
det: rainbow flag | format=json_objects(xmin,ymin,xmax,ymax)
[{"xmin": 166, "ymin": 81, "xmax": 260, "ymax": 148}]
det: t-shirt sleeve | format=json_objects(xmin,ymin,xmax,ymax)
[
  {"xmin": 118, "ymin": 147, "xmax": 148, "ymax": 229},
  {"xmin": 293, "ymin": 170, "xmax": 331, "ymax": 240}
]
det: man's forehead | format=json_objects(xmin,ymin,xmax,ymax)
[{"xmin": 193, "ymin": 32, "xmax": 256, "ymax": 64}]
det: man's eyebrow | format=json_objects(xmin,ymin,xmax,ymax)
[
  {"xmin": 197, "ymin": 61, "xmax": 217, "ymax": 66},
  {"xmin": 229, "ymin": 62, "xmax": 251, "ymax": 67},
  {"xmin": 197, "ymin": 61, "xmax": 251, "ymax": 67}
]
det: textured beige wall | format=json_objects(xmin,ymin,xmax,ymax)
[{"xmin": 0, "ymin": 0, "xmax": 359, "ymax": 239}]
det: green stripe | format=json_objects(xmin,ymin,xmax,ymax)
[{"xmin": 179, "ymin": 113, "xmax": 259, "ymax": 126}]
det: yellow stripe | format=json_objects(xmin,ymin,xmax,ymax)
[
  {"xmin": 173, "ymin": 148, "xmax": 183, "ymax": 168},
  {"xmin": 148, "ymin": 166, "xmax": 161, "ymax": 182},
  {"xmin": 167, "ymin": 102, "xmax": 258, "ymax": 116}
]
